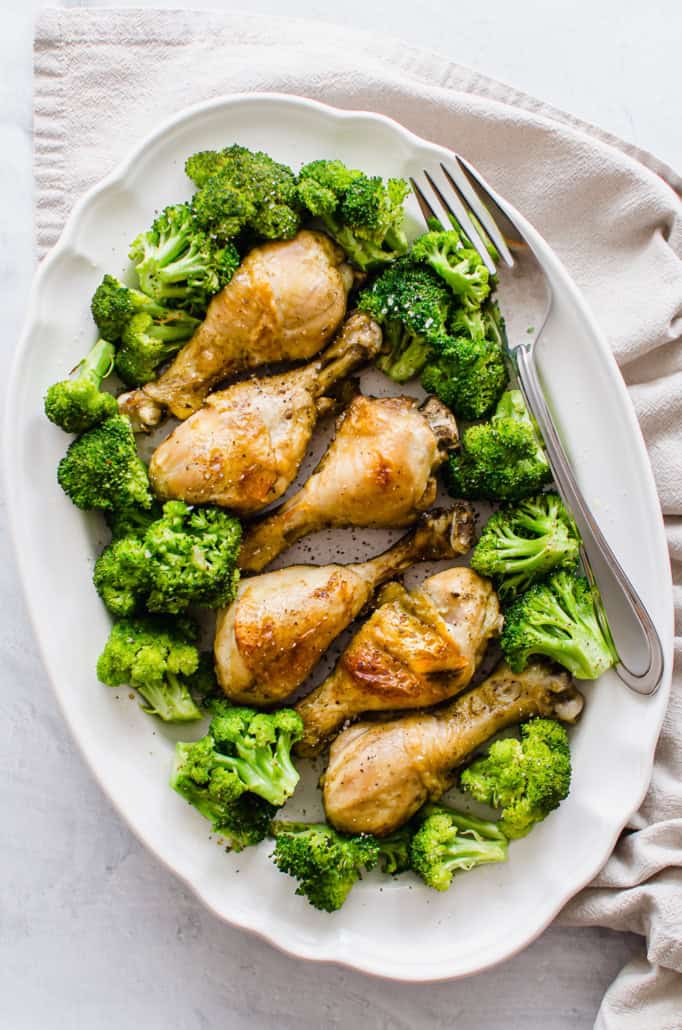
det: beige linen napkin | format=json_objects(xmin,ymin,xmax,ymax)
[{"xmin": 34, "ymin": 9, "xmax": 682, "ymax": 1027}]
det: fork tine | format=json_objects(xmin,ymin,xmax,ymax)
[
  {"xmin": 421, "ymin": 169, "xmax": 497, "ymax": 275},
  {"xmin": 409, "ymin": 177, "xmax": 440, "ymax": 227},
  {"xmin": 440, "ymin": 161, "xmax": 514, "ymax": 268}
]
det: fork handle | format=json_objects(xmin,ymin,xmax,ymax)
[{"xmin": 514, "ymin": 345, "xmax": 664, "ymax": 695}]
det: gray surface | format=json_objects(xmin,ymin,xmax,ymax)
[{"xmin": 3, "ymin": 1, "xmax": 680, "ymax": 1027}]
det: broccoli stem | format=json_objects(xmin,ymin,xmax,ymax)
[
  {"xmin": 138, "ymin": 672, "xmax": 203, "ymax": 723},
  {"xmin": 76, "ymin": 337, "xmax": 116, "ymax": 385},
  {"xmin": 441, "ymin": 835, "xmax": 508, "ymax": 873},
  {"xmin": 217, "ymin": 738, "xmax": 299, "ymax": 807}
]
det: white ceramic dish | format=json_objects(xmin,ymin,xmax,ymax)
[{"xmin": 5, "ymin": 94, "xmax": 673, "ymax": 981}]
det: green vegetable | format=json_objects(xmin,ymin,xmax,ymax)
[
  {"xmin": 171, "ymin": 736, "xmax": 275, "ymax": 851},
  {"xmin": 376, "ymin": 826, "xmax": 414, "ymax": 875},
  {"xmin": 97, "ymin": 614, "xmax": 202, "ymax": 722},
  {"xmin": 471, "ymin": 493, "xmax": 580, "ymax": 603},
  {"xmin": 57, "ymin": 414, "xmax": 153, "ymax": 511},
  {"xmin": 410, "ymin": 228, "xmax": 492, "ymax": 309},
  {"xmin": 129, "ymin": 202, "xmax": 240, "ymax": 315},
  {"xmin": 358, "ymin": 259, "xmax": 452, "ymax": 381},
  {"xmin": 90, "ymin": 275, "xmax": 200, "ymax": 385},
  {"xmin": 297, "ymin": 159, "xmax": 409, "ymax": 270},
  {"xmin": 460, "ymin": 719, "xmax": 572, "ymax": 839},
  {"xmin": 187, "ymin": 144, "xmax": 301, "ymax": 242},
  {"xmin": 446, "ymin": 389, "xmax": 551, "ymax": 501},
  {"xmin": 44, "ymin": 337, "xmax": 118, "ymax": 434},
  {"xmin": 93, "ymin": 499, "xmax": 242, "ymax": 616},
  {"xmin": 500, "ymin": 570, "xmax": 618, "ymax": 679},
  {"xmin": 420, "ymin": 305, "xmax": 508, "ymax": 420},
  {"xmin": 209, "ymin": 706, "xmax": 303, "ymax": 807},
  {"xmin": 105, "ymin": 501, "xmax": 162, "ymax": 542},
  {"xmin": 270, "ymin": 821, "xmax": 380, "ymax": 912},
  {"xmin": 409, "ymin": 803, "xmax": 508, "ymax": 891}
]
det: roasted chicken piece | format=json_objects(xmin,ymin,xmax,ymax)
[
  {"xmin": 296, "ymin": 568, "xmax": 502, "ymax": 757},
  {"xmin": 148, "ymin": 312, "xmax": 382, "ymax": 513},
  {"xmin": 214, "ymin": 505, "xmax": 475, "ymax": 706},
  {"xmin": 323, "ymin": 660, "xmax": 584, "ymax": 836},
  {"xmin": 239, "ymin": 394, "xmax": 459, "ymax": 573},
  {"xmin": 118, "ymin": 230, "xmax": 353, "ymax": 429}
]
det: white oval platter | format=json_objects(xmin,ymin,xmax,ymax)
[{"xmin": 4, "ymin": 94, "xmax": 673, "ymax": 981}]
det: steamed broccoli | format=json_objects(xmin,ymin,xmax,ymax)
[
  {"xmin": 97, "ymin": 614, "xmax": 202, "ymax": 722},
  {"xmin": 358, "ymin": 259, "xmax": 452, "ymax": 381},
  {"xmin": 187, "ymin": 144, "xmax": 301, "ymax": 242},
  {"xmin": 471, "ymin": 493, "xmax": 581, "ymax": 603},
  {"xmin": 208, "ymin": 706, "xmax": 303, "ymax": 807},
  {"xmin": 501, "ymin": 569, "xmax": 618, "ymax": 679},
  {"xmin": 376, "ymin": 827, "xmax": 414, "ymax": 875},
  {"xmin": 116, "ymin": 310, "xmax": 200, "ymax": 387},
  {"xmin": 44, "ymin": 337, "xmax": 118, "ymax": 434},
  {"xmin": 420, "ymin": 304, "xmax": 508, "ymax": 419},
  {"xmin": 90, "ymin": 275, "xmax": 200, "ymax": 385},
  {"xmin": 297, "ymin": 159, "xmax": 409, "ymax": 270},
  {"xmin": 409, "ymin": 803, "xmax": 508, "ymax": 891},
  {"xmin": 270, "ymin": 821, "xmax": 380, "ymax": 912},
  {"xmin": 93, "ymin": 536, "xmax": 148, "ymax": 617},
  {"xmin": 57, "ymin": 414, "xmax": 153, "ymax": 511},
  {"xmin": 410, "ymin": 228, "xmax": 492, "ymax": 309},
  {"xmin": 446, "ymin": 389, "xmax": 551, "ymax": 501},
  {"xmin": 460, "ymin": 719, "xmax": 572, "ymax": 839},
  {"xmin": 129, "ymin": 203, "xmax": 240, "ymax": 315},
  {"xmin": 105, "ymin": 500, "xmax": 162, "ymax": 541},
  {"xmin": 93, "ymin": 500, "xmax": 242, "ymax": 616},
  {"xmin": 171, "ymin": 735, "xmax": 275, "ymax": 850}
]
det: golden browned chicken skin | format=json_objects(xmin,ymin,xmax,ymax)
[
  {"xmin": 296, "ymin": 567, "xmax": 502, "ymax": 757},
  {"xmin": 238, "ymin": 394, "xmax": 459, "ymax": 573},
  {"xmin": 147, "ymin": 312, "xmax": 382, "ymax": 513},
  {"xmin": 214, "ymin": 505, "xmax": 475, "ymax": 706},
  {"xmin": 118, "ymin": 230, "xmax": 353, "ymax": 429},
  {"xmin": 322, "ymin": 660, "xmax": 584, "ymax": 836}
]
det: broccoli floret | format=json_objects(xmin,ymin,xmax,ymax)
[
  {"xmin": 97, "ymin": 614, "xmax": 202, "ymax": 722},
  {"xmin": 410, "ymin": 228, "xmax": 492, "ymax": 308},
  {"xmin": 420, "ymin": 304, "xmax": 509, "ymax": 419},
  {"xmin": 105, "ymin": 501, "xmax": 162, "ymax": 541},
  {"xmin": 270, "ymin": 821, "xmax": 380, "ymax": 912},
  {"xmin": 129, "ymin": 203, "xmax": 240, "ymax": 314},
  {"xmin": 471, "ymin": 493, "xmax": 581, "ymax": 603},
  {"xmin": 297, "ymin": 159, "xmax": 409, "ymax": 270},
  {"xmin": 91, "ymin": 274, "xmax": 200, "ymax": 385},
  {"xmin": 409, "ymin": 803, "xmax": 508, "ymax": 891},
  {"xmin": 44, "ymin": 337, "xmax": 118, "ymax": 434},
  {"xmin": 57, "ymin": 414, "xmax": 153, "ymax": 511},
  {"xmin": 93, "ymin": 500, "xmax": 242, "ymax": 616},
  {"xmin": 187, "ymin": 144, "xmax": 300, "ymax": 242},
  {"xmin": 376, "ymin": 826, "xmax": 414, "ymax": 875},
  {"xmin": 460, "ymin": 719, "xmax": 573, "ymax": 839},
  {"xmin": 446, "ymin": 389, "xmax": 551, "ymax": 501},
  {"xmin": 209, "ymin": 707, "xmax": 303, "ymax": 807},
  {"xmin": 144, "ymin": 500, "xmax": 242, "ymax": 613},
  {"xmin": 93, "ymin": 536, "xmax": 149, "ymax": 617},
  {"xmin": 500, "ymin": 570, "xmax": 618, "ymax": 679},
  {"xmin": 171, "ymin": 736, "xmax": 275, "ymax": 850},
  {"xmin": 358, "ymin": 260, "xmax": 452, "ymax": 381},
  {"xmin": 91, "ymin": 274, "xmax": 172, "ymax": 340}
]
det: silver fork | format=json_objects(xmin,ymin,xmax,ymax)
[{"xmin": 411, "ymin": 159, "xmax": 664, "ymax": 696}]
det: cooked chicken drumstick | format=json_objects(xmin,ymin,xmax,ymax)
[
  {"xmin": 238, "ymin": 394, "xmax": 459, "ymax": 573},
  {"xmin": 214, "ymin": 505, "xmax": 475, "ymax": 706},
  {"xmin": 296, "ymin": 568, "xmax": 502, "ymax": 757},
  {"xmin": 323, "ymin": 660, "xmax": 584, "ymax": 836},
  {"xmin": 118, "ymin": 230, "xmax": 353, "ymax": 429},
  {"xmin": 148, "ymin": 312, "xmax": 382, "ymax": 513}
]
